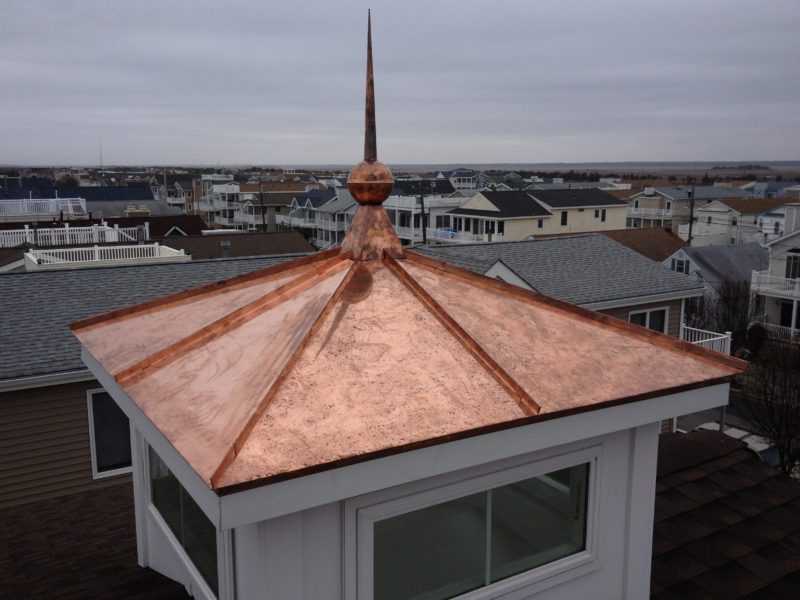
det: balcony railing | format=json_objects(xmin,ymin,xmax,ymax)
[
  {"xmin": 752, "ymin": 321, "xmax": 800, "ymax": 343},
  {"xmin": 316, "ymin": 218, "xmax": 348, "ymax": 231},
  {"xmin": 426, "ymin": 228, "xmax": 504, "ymax": 243},
  {"xmin": 751, "ymin": 270, "xmax": 800, "ymax": 300},
  {"xmin": 24, "ymin": 243, "xmax": 189, "ymax": 271},
  {"xmin": 0, "ymin": 197, "xmax": 88, "ymax": 222},
  {"xmin": 627, "ymin": 207, "xmax": 673, "ymax": 219},
  {"xmin": 680, "ymin": 324, "xmax": 732, "ymax": 354},
  {"xmin": 394, "ymin": 226, "xmax": 423, "ymax": 241},
  {"xmin": 0, "ymin": 223, "xmax": 142, "ymax": 247}
]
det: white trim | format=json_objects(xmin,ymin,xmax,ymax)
[
  {"xmin": 582, "ymin": 289, "xmax": 701, "ymax": 311},
  {"xmin": 627, "ymin": 306, "xmax": 670, "ymax": 334},
  {"xmin": 86, "ymin": 387, "xmax": 133, "ymax": 479},
  {"xmin": 345, "ymin": 444, "xmax": 601, "ymax": 600},
  {"xmin": 220, "ymin": 383, "xmax": 729, "ymax": 528},
  {"xmin": 0, "ymin": 369, "xmax": 93, "ymax": 393}
]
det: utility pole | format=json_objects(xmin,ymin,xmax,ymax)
[
  {"xmin": 259, "ymin": 174, "xmax": 267, "ymax": 232},
  {"xmin": 418, "ymin": 193, "xmax": 427, "ymax": 244},
  {"xmin": 687, "ymin": 181, "xmax": 695, "ymax": 244}
]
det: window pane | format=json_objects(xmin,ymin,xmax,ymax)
[
  {"xmin": 374, "ymin": 492, "xmax": 486, "ymax": 600},
  {"xmin": 182, "ymin": 488, "xmax": 219, "ymax": 595},
  {"xmin": 149, "ymin": 448, "xmax": 182, "ymax": 542},
  {"xmin": 629, "ymin": 312, "xmax": 646, "ymax": 327},
  {"xmin": 91, "ymin": 392, "xmax": 131, "ymax": 472},
  {"xmin": 648, "ymin": 309, "xmax": 666, "ymax": 333},
  {"xmin": 490, "ymin": 464, "xmax": 588, "ymax": 582}
]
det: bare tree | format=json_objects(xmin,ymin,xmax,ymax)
[
  {"xmin": 686, "ymin": 280, "xmax": 754, "ymax": 351},
  {"xmin": 743, "ymin": 343, "xmax": 800, "ymax": 475}
]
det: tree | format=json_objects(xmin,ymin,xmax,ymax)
[
  {"xmin": 685, "ymin": 280, "xmax": 754, "ymax": 351},
  {"xmin": 54, "ymin": 174, "xmax": 78, "ymax": 187},
  {"xmin": 743, "ymin": 343, "xmax": 800, "ymax": 475}
]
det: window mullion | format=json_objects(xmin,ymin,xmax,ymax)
[{"xmin": 485, "ymin": 489, "xmax": 492, "ymax": 586}]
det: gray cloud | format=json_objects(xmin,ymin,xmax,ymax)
[{"xmin": 1, "ymin": 0, "xmax": 798, "ymax": 165}]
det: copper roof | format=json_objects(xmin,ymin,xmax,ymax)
[{"xmin": 71, "ymin": 15, "xmax": 745, "ymax": 494}]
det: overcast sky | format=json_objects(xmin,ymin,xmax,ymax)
[{"xmin": 1, "ymin": 0, "xmax": 798, "ymax": 166}]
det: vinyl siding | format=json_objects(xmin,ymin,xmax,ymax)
[
  {"xmin": 599, "ymin": 298, "xmax": 683, "ymax": 339},
  {"xmin": 0, "ymin": 380, "xmax": 130, "ymax": 509}
]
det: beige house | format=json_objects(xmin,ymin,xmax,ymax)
[
  {"xmin": 627, "ymin": 185, "xmax": 752, "ymax": 230},
  {"xmin": 430, "ymin": 190, "xmax": 628, "ymax": 243}
]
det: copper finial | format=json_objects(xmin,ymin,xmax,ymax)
[{"xmin": 347, "ymin": 9, "xmax": 394, "ymax": 206}]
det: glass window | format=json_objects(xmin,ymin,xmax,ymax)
[
  {"xmin": 560, "ymin": 211, "xmax": 568, "ymax": 226},
  {"xmin": 88, "ymin": 391, "xmax": 131, "ymax": 477},
  {"xmin": 601, "ymin": 209, "xmax": 606, "ymax": 222},
  {"xmin": 149, "ymin": 448, "xmax": 219, "ymax": 596},
  {"xmin": 629, "ymin": 308, "xmax": 668, "ymax": 333},
  {"xmin": 373, "ymin": 463, "xmax": 589, "ymax": 600},
  {"xmin": 537, "ymin": 219, "xmax": 543, "ymax": 229}
]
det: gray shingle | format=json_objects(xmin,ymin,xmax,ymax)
[
  {"xmin": 415, "ymin": 234, "xmax": 704, "ymax": 306},
  {"xmin": 0, "ymin": 255, "xmax": 302, "ymax": 382}
]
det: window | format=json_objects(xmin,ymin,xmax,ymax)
[
  {"xmin": 671, "ymin": 258, "xmax": 690, "ymax": 274},
  {"xmin": 707, "ymin": 216, "xmax": 712, "ymax": 224},
  {"xmin": 787, "ymin": 253, "xmax": 800, "ymax": 279},
  {"xmin": 601, "ymin": 209, "xmax": 606, "ymax": 222},
  {"xmin": 732, "ymin": 216, "xmax": 738, "ymax": 226},
  {"xmin": 537, "ymin": 219, "xmax": 543, "ymax": 229},
  {"xmin": 633, "ymin": 201, "xmax": 639, "ymax": 209},
  {"xmin": 594, "ymin": 209, "xmax": 600, "ymax": 218},
  {"xmin": 560, "ymin": 211, "xmax": 568, "ymax": 226},
  {"xmin": 666, "ymin": 201, "xmax": 672, "ymax": 211},
  {"xmin": 629, "ymin": 307, "xmax": 668, "ymax": 333},
  {"xmin": 578, "ymin": 208, "xmax": 584, "ymax": 212},
  {"xmin": 149, "ymin": 447, "xmax": 219, "ymax": 595},
  {"xmin": 351, "ymin": 450, "xmax": 598, "ymax": 600},
  {"xmin": 87, "ymin": 390, "xmax": 131, "ymax": 478},
  {"xmin": 497, "ymin": 221, "xmax": 505, "ymax": 235}
]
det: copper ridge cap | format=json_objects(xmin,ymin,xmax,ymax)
[{"xmin": 341, "ymin": 10, "xmax": 403, "ymax": 260}]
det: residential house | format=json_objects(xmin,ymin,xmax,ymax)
[
  {"xmin": 415, "ymin": 234, "xmax": 730, "ymax": 351},
  {"xmin": 71, "ymin": 232, "xmax": 742, "ymax": 600},
  {"xmin": 683, "ymin": 198, "xmax": 786, "ymax": 246},
  {"xmin": 280, "ymin": 188, "xmax": 338, "ymax": 230},
  {"xmin": 750, "ymin": 203, "xmax": 800, "ymax": 341},
  {"xmin": 312, "ymin": 188, "xmax": 357, "ymax": 249},
  {"xmin": 433, "ymin": 189, "xmax": 628, "ymax": 243},
  {"xmin": 384, "ymin": 179, "xmax": 461, "ymax": 245},
  {"xmin": 433, "ymin": 167, "xmax": 491, "ymax": 192},
  {"xmin": 627, "ymin": 186, "xmax": 752, "ymax": 230},
  {"xmin": 596, "ymin": 227, "xmax": 687, "ymax": 263},
  {"xmin": 742, "ymin": 180, "xmax": 798, "ymax": 199}
]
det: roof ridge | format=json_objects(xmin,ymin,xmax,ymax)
[
  {"xmin": 210, "ymin": 257, "xmax": 359, "ymax": 488},
  {"xmin": 114, "ymin": 255, "xmax": 350, "ymax": 388},
  {"xmin": 384, "ymin": 254, "xmax": 540, "ymax": 416}
]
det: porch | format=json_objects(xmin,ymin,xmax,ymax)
[
  {"xmin": 679, "ymin": 324, "xmax": 732, "ymax": 354},
  {"xmin": 751, "ymin": 270, "xmax": 800, "ymax": 300},
  {"xmin": 426, "ymin": 228, "xmax": 504, "ymax": 244},
  {"xmin": 24, "ymin": 243, "xmax": 190, "ymax": 271},
  {"xmin": 0, "ymin": 223, "xmax": 143, "ymax": 247}
]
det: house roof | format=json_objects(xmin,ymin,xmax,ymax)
[
  {"xmin": 392, "ymin": 179, "xmax": 456, "ymax": 196},
  {"xmin": 450, "ymin": 191, "xmax": 551, "ymax": 218},
  {"xmin": 415, "ymin": 235, "xmax": 704, "ymax": 306},
  {"xmin": 314, "ymin": 190, "xmax": 357, "ymax": 213},
  {"xmin": 0, "ymin": 185, "xmax": 156, "ymax": 202},
  {"xmin": 0, "ymin": 255, "xmax": 304, "ymax": 383},
  {"xmin": 715, "ymin": 198, "xmax": 787, "ymax": 214},
  {"xmin": 72, "ymin": 241, "xmax": 741, "ymax": 494},
  {"xmin": 643, "ymin": 186, "xmax": 752, "ymax": 201},
  {"xmin": 652, "ymin": 431, "xmax": 800, "ymax": 599},
  {"xmin": 152, "ymin": 231, "xmax": 314, "ymax": 259},
  {"xmin": 683, "ymin": 243, "xmax": 769, "ymax": 286},
  {"xmin": 598, "ymin": 227, "xmax": 688, "ymax": 262},
  {"xmin": 293, "ymin": 188, "xmax": 336, "ymax": 208},
  {"xmin": 526, "ymin": 188, "xmax": 629, "ymax": 208}
]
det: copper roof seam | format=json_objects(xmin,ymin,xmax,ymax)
[
  {"xmin": 70, "ymin": 247, "xmax": 341, "ymax": 333},
  {"xmin": 209, "ymin": 260, "xmax": 359, "ymax": 488},
  {"xmin": 383, "ymin": 254, "xmax": 541, "ymax": 416},
  {"xmin": 114, "ymin": 256, "xmax": 351, "ymax": 388},
  {"xmin": 404, "ymin": 251, "xmax": 746, "ymax": 372}
]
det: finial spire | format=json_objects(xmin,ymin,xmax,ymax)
[
  {"xmin": 364, "ymin": 9, "xmax": 377, "ymax": 162},
  {"xmin": 342, "ymin": 11, "xmax": 403, "ymax": 260}
]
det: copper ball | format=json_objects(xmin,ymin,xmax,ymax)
[{"xmin": 347, "ymin": 160, "xmax": 394, "ymax": 205}]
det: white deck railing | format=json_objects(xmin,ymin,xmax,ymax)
[
  {"xmin": 316, "ymin": 218, "xmax": 348, "ymax": 231},
  {"xmin": 24, "ymin": 243, "xmax": 189, "ymax": 270},
  {"xmin": 627, "ymin": 207, "xmax": 673, "ymax": 219},
  {"xmin": 394, "ymin": 226, "xmax": 423, "ymax": 241},
  {"xmin": 426, "ymin": 228, "xmax": 504, "ymax": 243},
  {"xmin": 0, "ymin": 197, "xmax": 88, "ymax": 221},
  {"xmin": 0, "ymin": 223, "xmax": 142, "ymax": 247},
  {"xmin": 680, "ymin": 324, "xmax": 732, "ymax": 354},
  {"xmin": 751, "ymin": 270, "xmax": 800, "ymax": 299},
  {"xmin": 751, "ymin": 321, "xmax": 800, "ymax": 343}
]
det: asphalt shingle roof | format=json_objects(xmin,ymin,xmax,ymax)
[
  {"xmin": 450, "ymin": 191, "xmax": 551, "ymax": 218},
  {"xmin": 527, "ymin": 188, "xmax": 629, "ymax": 208},
  {"xmin": 0, "ymin": 254, "xmax": 303, "ymax": 382},
  {"xmin": 415, "ymin": 234, "xmax": 703, "ymax": 306},
  {"xmin": 652, "ymin": 431, "xmax": 800, "ymax": 599},
  {"xmin": 684, "ymin": 243, "xmax": 769, "ymax": 287}
]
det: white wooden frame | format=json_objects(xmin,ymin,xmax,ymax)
[
  {"xmin": 345, "ymin": 444, "xmax": 602, "ymax": 600},
  {"xmin": 628, "ymin": 305, "xmax": 670, "ymax": 334},
  {"xmin": 86, "ymin": 388, "xmax": 133, "ymax": 479}
]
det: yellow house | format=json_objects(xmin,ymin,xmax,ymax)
[{"xmin": 430, "ymin": 190, "xmax": 629, "ymax": 243}]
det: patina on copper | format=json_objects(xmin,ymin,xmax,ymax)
[{"xmin": 342, "ymin": 11, "xmax": 403, "ymax": 259}]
